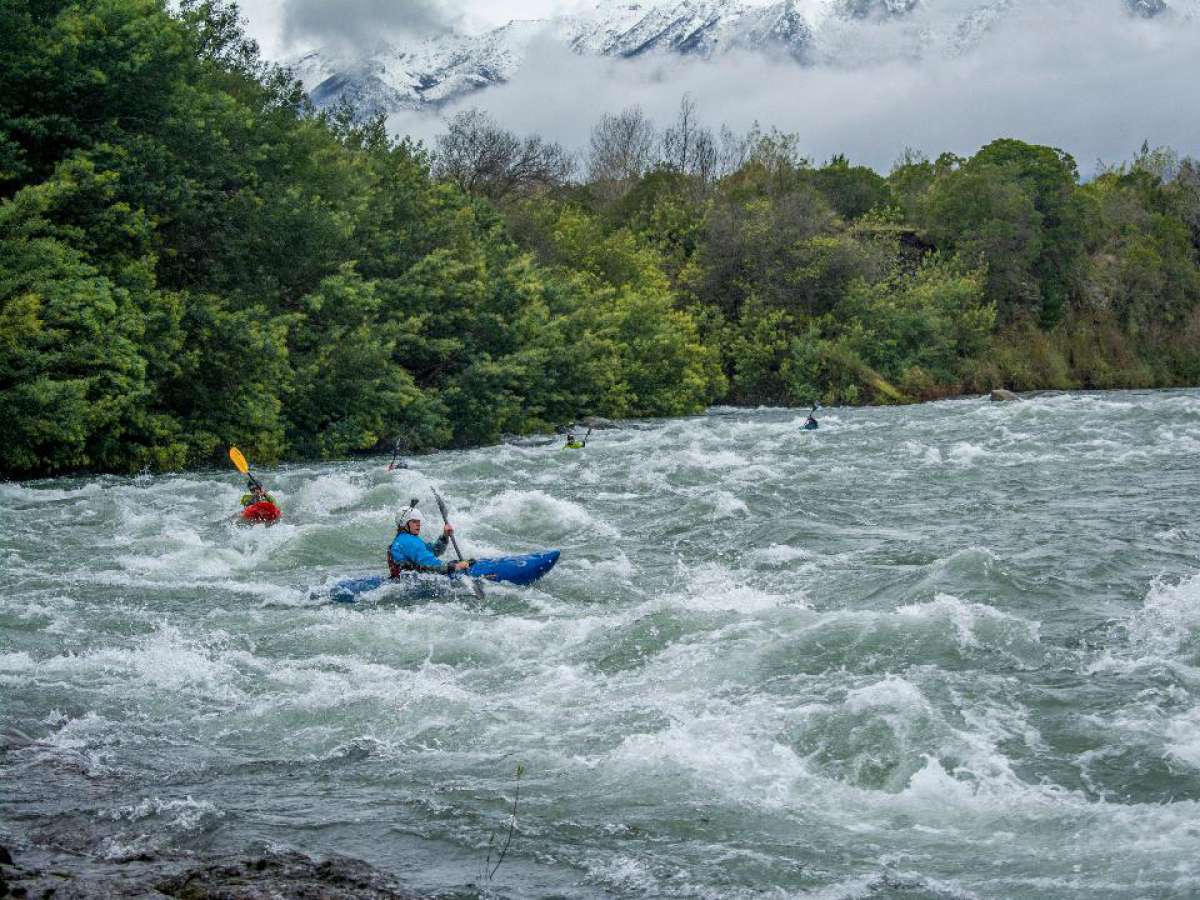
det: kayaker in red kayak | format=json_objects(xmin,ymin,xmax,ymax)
[
  {"xmin": 239, "ymin": 480, "xmax": 281, "ymax": 524},
  {"xmin": 227, "ymin": 448, "xmax": 281, "ymax": 524},
  {"xmin": 241, "ymin": 481, "xmax": 277, "ymax": 509}
]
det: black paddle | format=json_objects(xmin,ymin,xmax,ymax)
[
  {"xmin": 387, "ymin": 436, "xmax": 408, "ymax": 471},
  {"xmin": 566, "ymin": 426, "xmax": 592, "ymax": 449},
  {"xmin": 432, "ymin": 489, "xmax": 484, "ymax": 600}
]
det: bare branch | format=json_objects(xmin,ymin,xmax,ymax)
[
  {"xmin": 433, "ymin": 109, "xmax": 575, "ymax": 201},
  {"xmin": 586, "ymin": 105, "xmax": 658, "ymax": 204}
]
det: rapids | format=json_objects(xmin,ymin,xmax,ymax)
[{"xmin": 4, "ymin": 390, "xmax": 1200, "ymax": 898}]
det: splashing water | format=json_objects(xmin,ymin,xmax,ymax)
[{"xmin": 4, "ymin": 390, "xmax": 1200, "ymax": 898}]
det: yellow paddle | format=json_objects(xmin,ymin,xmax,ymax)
[{"xmin": 228, "ymin": 447, "xmax": 261, "ymax": 488}]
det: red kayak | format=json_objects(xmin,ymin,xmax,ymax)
[{"xmin": 240, "ymin": 501, "xmax": 282, "ymax": 525}]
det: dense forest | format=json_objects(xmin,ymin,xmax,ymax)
[{"xmin": 3, "ymin": 0, "xmax": 1199, "ymax": 478}]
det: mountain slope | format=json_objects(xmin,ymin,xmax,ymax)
[{"xmin": 285, "ymin": 0, "xmax": 1200, "ymax": 118}]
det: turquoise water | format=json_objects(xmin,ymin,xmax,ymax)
[{"xmin": 4, "ymin": 391, "xmax": 1200, "ymax": 898}]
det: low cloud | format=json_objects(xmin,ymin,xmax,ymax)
[
  {"xmin": 390, "ymin": 0, "xmax": 1200, "ymax": 176},
  {"xmin": 282, "ymin": 0, "xmax": 460, "ymax": 52}
]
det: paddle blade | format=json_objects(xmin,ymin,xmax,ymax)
[{"xmin": 228, "ymin": 447, "xmax": 249, "ymax": 475}]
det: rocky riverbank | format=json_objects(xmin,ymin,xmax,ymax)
[{"xmin": 0, "ymin": 842, "xmax": 428, "ymax": 899}]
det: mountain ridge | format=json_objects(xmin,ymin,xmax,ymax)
[{"xmin": 286, "ymin": 0, "xmax": 1198, "ymax": 119}]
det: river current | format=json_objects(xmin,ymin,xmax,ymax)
[{"xmin": 4, "ymin": 391, "xmax": 1200, "ymax": 899}]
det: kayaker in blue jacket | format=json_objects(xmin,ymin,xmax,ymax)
[{"xmin": 388, "ymin": 504, "xmax": 470, "ymax": 578}]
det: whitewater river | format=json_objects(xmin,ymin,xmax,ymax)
[{"xmin": 4, "ymin": 391, "xmax": 1200, "ymax": 899}]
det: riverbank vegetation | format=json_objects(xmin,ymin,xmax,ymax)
[{"xmin": 3, "ymin": 0, "xmax": 1199, "ymax": 477}]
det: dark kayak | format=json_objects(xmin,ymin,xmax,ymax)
[
  {"xmin": 328, "ymin": 549, "xmax": 561, "ymax": 604},
  {"xmin": 802, "ymin": 420, "xmax": 819, "ymax": 431}
]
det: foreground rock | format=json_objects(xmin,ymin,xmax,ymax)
[
  {"xmin": 990, "ymin": 389, "xmax": 1021, "ymax": 402},
  {"xmin": 157, "ymin": 851, "xmax": 425, "ymax": 899},
  {"xmin": 0, "ymin": 844, "xmax": 427, "ymax": 900}
]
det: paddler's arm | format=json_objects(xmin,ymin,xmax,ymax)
[
  {"xmin": 417, "ymin": 558, "xmax": 471, "ymax": 574},
  {"xmin": 412, "ymin": 561, "xmax": 468, "ymax": 575},
  {"xmin": 429, "ymin": 525, "xmax": 452, "ymax": 558},
  {"xmin": 402, "ymin": 534, "xmax": 469, "ymax": 574}
]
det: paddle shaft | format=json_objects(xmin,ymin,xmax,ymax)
[
  {"xmin": 433, "ymin": 490, "xmax": 484, "ymax": 600},
  {"xmin": 432, "ymin": 491, "xmax": 465, "ymax": 561}
]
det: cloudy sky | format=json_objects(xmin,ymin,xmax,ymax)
[
  {"xmin": 236, "ymin": 0, "xmax": 595, "ymax": 57},
  {"xmin": 233, "ymin": 0, "xmax": 1200, "ymax": 174}
]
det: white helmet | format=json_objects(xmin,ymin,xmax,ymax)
[{"xmin": 396, "ymin": 498, "xmax": 422, "ymax": 528}]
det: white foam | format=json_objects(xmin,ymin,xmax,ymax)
[
  {"xmin": 1166, "ymin": 706, "xmax": 1200, "ymax": 769},
  {"xmin": 844, "ymin": 675, "xmax": 931, "ymax": 715},
  {"xmin": 0, "ymin": 481, "xmax": 104, "ymax": 502},
  {"xmin": 9, "ymin": 625, "xmax": 246, "ymax": 702},
  {"xmin": 749, "ymin": 544, "xmax": 813, "ymax": 565},
  {"xmin": 667, "ymin": 561, "xmax": 798, "ymax": 613},
  {"xmin": 587, "ymin": 855, "xmax": 658, "ymax": 894},
  {"xmin": 475, "ymin": 489, "xmax": 616, "ymax": 537},
  {"xmin": 707, "ymin": 489, "xmax": 749, "ymax": 518},
  {"xmin": 21, "ymin": 712, "xmax": 126, "ymax": 777},
  {"xmin": 895, "ymin": 594, "xmax": 1039, "ymax": 652},
  {"xmin": 677, "ymin": 445, "xmax": 750, "ymax": 471},
  {"xmin": 899, "ymin": 754, "xmax": 1031, "ymax": 810},
  {"xmin": 608, "ymin": 713, "xmax": 809, "ymax": 809},
  {"xmin": 570, "ymin": 551, "xmax": 635, "ymax": 580},
  {"xmin": 245, "ymin": 651, "xmax": 479, "ymax": 719},
  {"xmin": 107, "ymin": 795, "xmax": 224, "ymax": 830},
  {"xmin": 1126, "ymin": 574, "xmax": 1200, "ymax": 661},
  {"xmin": 290, "ymin": 473, "xmax": 362, "ymax": 515},
  {"xmin": 1, "ymin": 595, "xmax": 78, "ymax": 636},
  {"xmin": 0, "ymin": 651, "xmax": 35, "ymax": 675},
  {"xmin": 947, "ymin": 441, "xmax": 989, "ymax": 465}
]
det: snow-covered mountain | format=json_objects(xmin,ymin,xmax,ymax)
[{"xmin": 286, "ymin": 0, "xmax": 1198, "ymax": 118}]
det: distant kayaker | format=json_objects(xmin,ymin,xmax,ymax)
[
  {"xmin": 241, "ymin": 481, "xmax": 277, "ymax": 508},
  {"xmin": 387, "ymin": 437, "xmax": 408, "ymax": 471},
  {"xmin": 388, "ymin": 505, "xmax": 471, "ymax": 577},
  {"xmin": 564, "ymin": 428, "xmax": 590, "ymax": 450},
  {"xmin": 803, "ymin": 414, "xmax": 818, "ymax": 430}
]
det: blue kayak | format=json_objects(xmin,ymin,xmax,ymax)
[{"xmin": 328, "ymin": 549, "xmax": 561, "ymax": 604}]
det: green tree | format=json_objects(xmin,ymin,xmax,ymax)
[
  {"xmin": 920, "ymin": 166, "xmax": 1043, "ymax": 313},
  {"xmin": 810, "ymin": 154, "xmax": 893, "ymax": 220},
  {"xmin": 285, "ymin": 267, "xmax": 447, "ymax": 458},
  {"xmin": 969, "ymin": 139, "xmax": 1088, "ymax": 325},
  {"xmin": 0, "ymin": 233, "xmax": 148, "ymax": 475}
]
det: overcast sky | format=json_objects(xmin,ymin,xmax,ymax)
[
  {"xmin": 236, "ymin": 0, "xmax": 591, "ymax": 57},
  {"xmin": 233, "ymin": 0, "xmax": 1200, "ymax": 174}
]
